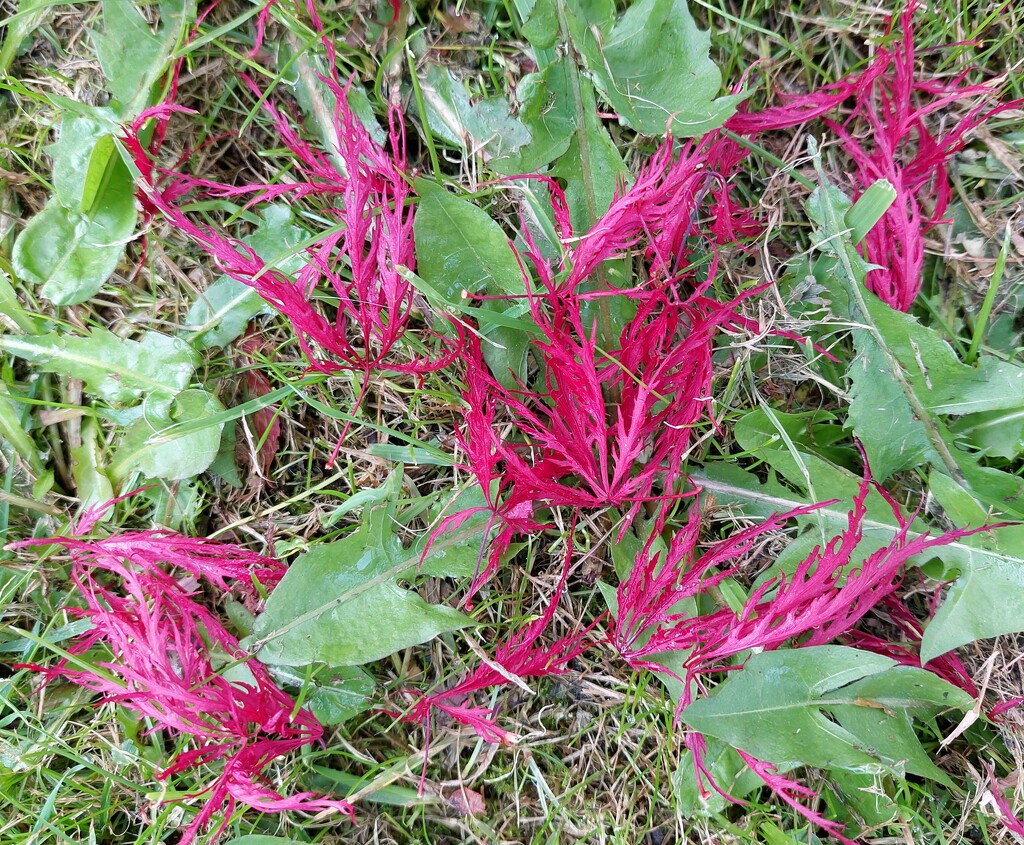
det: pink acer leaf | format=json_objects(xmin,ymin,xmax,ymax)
[
  {"xmin": 610, "ymin": 459, "xmax": 986, "ymax": 837},
  {"xmin": 726, "ymin": 0, "xmax": 1020, "ymax": 310},
  {"xmin": 12, "ymin": 511, "xmax": 352, "ymax": 843},
  {"xmin": 123, "ymin": 1, "xmax": 460, "ymax": 384},
  {"xmin": 396, "ymin": 541, "xmax": 595, "ymax": 784},
  {"xmin": 447, "ymin": 144, "xmax": 768, "ymax": 594},
  {"xmin": 841, "ymin": 593, "xmax": 978, "ymax": 697},
  {"xmin": 985, "ymin": 762, "xmax": 1024, "ymax": 838},
  {"xmin": 616, "ymin": 468, "xmax": 978, "ymax": 701},
  {"xmin": 736, "ymin": 750, "xmax": 857, "ymax": 844}
]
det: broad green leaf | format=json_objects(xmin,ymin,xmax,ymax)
[
  {"xmin": 183, "ymin": 205, "xmax": 301, "ymax": 349},
  {"xmin": 570, "ymin": 0, "xmax": 743, "ymax": 137},
  {"xmin": 112, "ymin": 389, "xmax": 225, "ymax": 481},
  {"xmin": 491, "ymin": 59, "xmax": 577, "ymax": 175},
  {"xmin": 270, "ymin": 665, "xmax": 375, "ymax": 726},
  {"xmin": 46, "ymin": 110, "xmax": 118, "ymax": 208},
  {"xmin": 0, "ymin": 329, "xmax": 197, "ymax": 405},
  {"xmin": 827, "ymin": 771, "xmax": 899, "ymax": 829},
  {"xmin": 70, "ymin": 417, "xmax": 113, "ymax": 513},
  {"xmin": 245, "ymin": 473, "xmax": 474, "ymax": 667},
  {"xmin": 412, "ymin": 485, "xmax": 497, "ymax": 578},
  {"xmin": 12, "ymin": 182, "xmax": 136, "ymax": 305},
  {"xmin": 420, "ymin": 64, "xmax": 531, "ymax": 159},
  {"xmin": 922, "ymin": 539, "xmax": 1024, "ymax": 662},
  {"xmin": 696, "ymin": 460, "xmax": 1024, "ymax": 661},
  {"xmin": 479, "ymin": 305, "xmax": 532, "ymax": 389},
  {"xmin": 550, "ymin": 76, "xmax": 628, "ymax": 234},
  {"xmin": 415, "ymin": 179, "xmax": 524, "ymax": 298},
  {"xmin": 683, "ymin": 646, "xmax": 972, "ymax": 784}
]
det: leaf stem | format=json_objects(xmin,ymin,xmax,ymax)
[
  {"xmin": 245, "ymin": 522, "xmax": 487, "ymax": 653},
  {"xmin": 554, "ymin": 0, "xmax": 614, "ymax": 345}
]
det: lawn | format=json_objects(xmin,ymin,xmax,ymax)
[{"xmin": 1, "ymin": 0, "xmax": 1023, "ymax": 843}]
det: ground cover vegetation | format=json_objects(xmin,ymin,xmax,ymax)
[{"xmin": 1, "ymin": 0, "xmax": 1023, "ymax": 842}]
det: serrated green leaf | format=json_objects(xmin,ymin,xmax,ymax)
[
  {"xmin": 0, "ymin": 329, "xmax": 197, "ymax": 405},
  {"xmin": 517, "ymin": 0, "xmax": 559, "ymax": 49},
  {"xmin": 112, "ymin": 389, "xmax": 225, "ymax": 481},
  {"xmin": 733, "ymin": 409, "xmax": 903, "ymax": 528},
  {"xmin": 491, "ymin": 59, "xmax": 577, "ymax": 175},
  {"xmin": 807, "ymin": 172, "xmax": 1024, "ymax": 518},
  {"xmin": 844, "ymin": 324, "xmax": 933, "ymax": 479},
  {"xmin": 245, "ymin": 473, "xmax": 474, "ymax": 667},
  {"xmin": 550, "ymin": 76, "xmax": 628, "ymax": 234},
  {"xmin": 570, "ymin": 0, "xmax": 743, "ymax": 137},
  {"xmin": 420, "ymin": 64, "xmax": 531, "ymax": 159},
  {"xmin": 683, "ymin": 646, "xmax": 971, "ymax": 783}
]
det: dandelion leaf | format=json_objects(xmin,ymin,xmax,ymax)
[
  {"xmin": 247, "ymin": 473, "xmax": 474, "ymax": 668},
  {"xmin": 0, "ymin": 328, "xmax": 197, "ymax": 405},
  {"xmin": 113, "ymin": 389, "xmax": 224, "ymax": 481},
  {"xmin": 491, "ymin": 59, "xmax": 576, "ymax": 175},
  {"xmin": 419, "ymin": 65, "xmax": 530, "ymax": 159},
  {"xmin": 569, "ymin": 0, "xmax": 743, "ymax": 137},
  {"xmin": 684, "ymin": 646, "xmax": 972, "ymax": 784},
  {"xmin": 808, "ymin": 177, "xmax": 1024, "ymax": 517}
]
